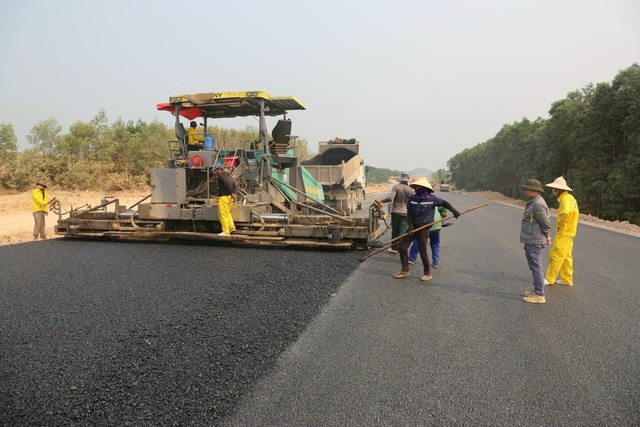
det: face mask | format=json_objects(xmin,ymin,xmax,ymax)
[{"xmin": 415, "ymin": 187, "xmax": 428, "ymax": 195}]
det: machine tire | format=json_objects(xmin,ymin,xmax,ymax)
[{"xmin": 340, "ymin": 199, "xmax": 349, "ymax": 215}]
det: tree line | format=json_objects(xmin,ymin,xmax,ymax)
[
  {"xmin": 0, "ymin": 112, "xmax": 311, "ymax": 192},
  {"xmin": 365, "ymin": 166, "xmax": 405, "ymax": 184},
  {"xmin": 448, "ymin": 64, "xmax": 640, "ymax": 225}
]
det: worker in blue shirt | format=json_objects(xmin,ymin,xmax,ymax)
[{"xmin": 393, "ymin": 177, "xmax": 460, "ymax": 282}]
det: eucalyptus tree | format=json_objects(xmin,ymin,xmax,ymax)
[{"xmin": 0, "ymin": 122, "xmax": 18, "ymax": 152}]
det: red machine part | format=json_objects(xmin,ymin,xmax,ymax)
[
  {"xmin": 224, "ymin": 155, "xmax": 239, "ymax": 168},
  {"xmin": 190, "ymin": 154, "xmax": 204, "ymax": 168}
]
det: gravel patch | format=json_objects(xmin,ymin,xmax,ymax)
[{"xmin": 0, "ymin": 240, "xmax": 360, "ymax": 426}]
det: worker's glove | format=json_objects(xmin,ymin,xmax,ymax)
[{"xmin": 452, "ymin": 209, "xmax": 461, "ymax": 219}]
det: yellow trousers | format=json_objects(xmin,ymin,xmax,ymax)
[
  {"xmin": 218, "ymin": 195, "xmax": 235, "ymax": 234},
  {"xmin": 545, "ymin": 235, "xmax": 574, "ymax": 284}
]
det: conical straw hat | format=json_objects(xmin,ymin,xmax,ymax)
[
  {"xmin": 410, "ymin": 177, "xmax": 434, "ymax": 192},
  {"xmin": 545, "ymin": 176, "xmax": 572, "ymax": 191}
]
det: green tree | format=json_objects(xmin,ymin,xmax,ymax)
[
  {"xmin": 27, "ymin": 118, "xmax": 63, "ymax": 155},
  {"xmin": 117, "ymin": 120, "xmax": 170, "ymax": 175},
  {"xmin": 448, "ymin": 142, "xmax": 490, "ymax": 191},
  {"xmin": 447, "ymin": 63, "xmax": 640, "ymax": 225},
  {"xmin": 432, "ymin": 169, "xmax": 447, "ymax": 185},
  {"xmin": 209, "ymin": 125, "xmax": 259, "ymax": 152},
  {"xmin": 0, "ymin": 122, "xmax": 19, "ymax": 189},
  {"xmin": 58, "ymin": 120, "xmax": 98, "ymax": 158},
  {"xmin": 365, "ymin": 166, "xmax": 404, "ymax": 184},
  {"xmin": 587, "ymin": 65, "xmax": 640, "ymax": 220},
  {"xmin": 292, "ymin": 137, "xmax": 313, "ymax": 160},
  {"xmin": 0, "ymin": 122, "xmax": 18, "ymax": 152}
]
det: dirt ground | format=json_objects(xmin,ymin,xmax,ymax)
[{"xmin": 1, "ymin": 187, "xmax": 638, "ymax": 247}]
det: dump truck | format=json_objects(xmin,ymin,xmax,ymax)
[
  {"xmin": 301, "ymin": 138, "xmax": 366, "ymax": 214},
  {"xmin": 55, "ymin": 91, "xmax": 382, "ymax": 249},
  {"xmin": 439, "ymin": 180, "xmax": 450, "ymax": 192}
]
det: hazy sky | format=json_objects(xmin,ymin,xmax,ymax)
[{"xmin": 1, "ymin": 0, "xmax": 638, "ymax": 172}]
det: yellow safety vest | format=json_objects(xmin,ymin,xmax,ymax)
[{"xmin": 187, "ymin": 127, "xmax": 204, "ymax": 145}]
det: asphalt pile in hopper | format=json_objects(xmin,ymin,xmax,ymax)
[{"xmin": 0, "ymin": 240, "xmax": 361, "ymax": 426}]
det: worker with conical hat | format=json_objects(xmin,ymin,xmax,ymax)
[
  {"xmin": 544, "ymin": 176, "xmax": 579, "ymax": 287},
  {"xmin": 408, "ymin": 204, "xmax": 448, "ymax": 268},
  {"xmin": 393, "ymin": 177, "xmax": 460, "ymax": 282}
]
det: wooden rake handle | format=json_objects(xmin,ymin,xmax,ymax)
[{"xmin": 359, "ymin": 203, "xmax": 488, "ymax": 262}]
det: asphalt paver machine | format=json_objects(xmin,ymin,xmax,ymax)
[{"xmin": 55, "ymin": 91, "xmax": 381, "ymax": 249}]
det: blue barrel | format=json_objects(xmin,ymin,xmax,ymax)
[{"xmin": 204, "ymin": 134, "xmax": 214, "ymax": 151}]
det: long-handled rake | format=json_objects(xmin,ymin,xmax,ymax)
[{"xmin": 360, "ymin": 203, "xmax": 488, "ymax": 262}]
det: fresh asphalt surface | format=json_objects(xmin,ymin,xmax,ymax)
[{"xmin": 2, "ymin": 192, "xmax": 639, "ymax": 426}]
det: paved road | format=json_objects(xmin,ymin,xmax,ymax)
[
  {"xmin": 1, "ymin": 192, "xmax": 639, "ymax": 426},
  {"xmin": 0, "ymin": 241, "xmax": 361, "ymax": 426},
  {"xmin": 224, "ymin": 192, "xmax": 640, "ymax": 426}
]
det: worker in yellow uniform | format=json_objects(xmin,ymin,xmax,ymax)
[
  {"xmin": 213, "ymin": 163, "xmax": 236, "ymax": 236},
  {"xmin": 187, "ymin": 121, "xmax": 204, "ymax": 150},
  {"xmin": 544, "ymin": 176, "xmax": 579, "ymax": 286},
  {"xmin": 32, "ymin": 179, "xmax": 50, "ymax": 240}
]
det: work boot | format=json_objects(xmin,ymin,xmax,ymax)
[
  {"xmin": 524, "ymin": 290, "xmax": 536, "ymax": 297},
  {"xmin": 523, "ymin": 293, "xmax": 546, "ymax": 304},
  {"xmin": 557, "ymin": 279, "xmax": 573, "ymax": 286},
  {"xmin": 431, "ymin": 264, "xmax": 439, "ymax": 269},
  {"xmin": 420, "ymin": 274, "xmax": 433, "ymax": 282},
  {"xmin": 408, "ymin": 259, "xmax": 416, "ymax": 265},
  {"xmin": 218, "ymin": 232, "xmax": 230, "ymax": 236},
  {"xmin": 544, "ymin": 278, "xmax": 553, "ymax": 286},
  {"xmin": 392, "ymin": 271, "xmax": 410, "ymax": 279}
]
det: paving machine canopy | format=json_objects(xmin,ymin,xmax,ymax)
[{"xmin": 157, "ymin": 91, "xmax": 306, "ymax": 120}]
